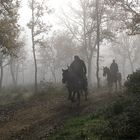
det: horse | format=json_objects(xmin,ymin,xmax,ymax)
[
  {"xmin": 103, "ymin": 66, "xmax": 122, "ymax": 91},
  {"xmin": 62, "ymin": 68, "xmax": 88, "ymax": 105}
]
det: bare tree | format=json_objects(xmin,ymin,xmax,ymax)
[
  {"xmin": 59, "ymin": 0, "xmax": 114, "ymax": 87},
  {"xmin": 28, "ymin": 0, "xmax": 51, "ymax": 93},
  {"xmin": 105, "ymin": 0, "xmax": 140, "ymax": 35},
  {"xmin": 96, "ymin": 0, "xmax": 100, "ymax": 88},
  {"xmin": 38, "ymin": 31, "xmax": 75, "ymax": 82},
  {"xmin": 111, "ymin": 33, "xmax": 140, "ymax": 79},
  {"xmin": 59, "ymin": 0, "xmax": 97, "ymax": 85}
]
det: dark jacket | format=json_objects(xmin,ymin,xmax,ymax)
[
  {"xmin": 70, "ymin": 58, "xmax": 86, "ymax": 78},
  {"xmin": 110, "ymin": 62, "xmax": 118, "ymax": 74}
]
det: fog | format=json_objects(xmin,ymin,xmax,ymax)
[
  {"xmin": 1, "ymin": 1, "xmax": 140, "ymax": 139},
  {"xmin": 0, "ymin": 0, "xmax": 140, "ymax": 91}
]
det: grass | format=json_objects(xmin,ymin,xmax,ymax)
[
  {"xmin": 0, "ymin": 84, "xmax": 67, "ymax": 105},
  {"xmin": 48, "ymin": 115, "xmax": 108, "ymax": 140}
]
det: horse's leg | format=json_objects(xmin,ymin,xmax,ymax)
[
  {"xmin": 115, "ymin": 81, "xmax": 117, "ymax": 92},
  {"xmin": 68, "ymin": 88, "xmax": 72, "ymax": 100},
  {"xmin": 108, "ymin": 82, "xmax": 110, "ymax": 92},
  {"xmin": 71, "ymin": 91, "xmax": 76, "ymax": 102},
  {"xmin": 118, "ymin": 80, "xmax": 122, "ymax": 91},
  {"xmin": 108, "ymin": 81, "xmax": 112, "ymax": 92},
  {"xmin": 80, "ymin": 90, "xmax": 83, "ymax": 96},
  {"xmin": 112, "ymin": 82, "xmax": 115, "ymax": 92},
  {"xmin": 77, "ymin": 91, "xmax": 80, "ymax": 106},
  {"xmin": 84, "ymin": 88, "xmax": 88, "ymax": 101}
]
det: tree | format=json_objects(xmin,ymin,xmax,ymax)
[
  {"xmin": 0, "ymin": 0, "xmax": 20, "ymax": 52},
  {"xmin": 105, "ymin": 0, "xmax": 140, "ymax": 35},
  {"xmin": 9, "ymin": 39, "xmax": 25, "ymax": 88},
  {"xmin": 111, "ymin": 33, "xmax": 140, "ymax": 79},
  {"xmin": 27, "ymin": 0, "xmax": 51, "ymax": 93},
  {"xmin": 60, "ymin": 0, "xmax": 98, "ymax": 85},
  {"xmin": 38, "ymin": 31, "xmax": 75, "ymax": 82},
  {"xmin": 102, "ymin": 0, "xmax": 140, "ymax": 80},
  {"xmin": 0, "ymin": 51, "xmax": 5, "ymax": 89},
  {"xmin": 96, "ymin": 0, "xmax": 100, "ymax": 88},
  {"xmin": 60, "ymin": 0, "xmax": 114, "ymax": 87},
  {"xmin": 0, "ymin": 0, "xmax": 21, "ymax": 90}
]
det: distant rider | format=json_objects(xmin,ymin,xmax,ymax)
[{"xmin": 110, "ymin": 59, "xmax": 119, "ymax": 79}]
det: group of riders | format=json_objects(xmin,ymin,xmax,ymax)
[
  {"xmin": 68, "ymin": 55, "xmax": 120, "ymax": 88},
  {"xmin": 62, "ymin": 55, "xmax": 121, "ymax": 103}
]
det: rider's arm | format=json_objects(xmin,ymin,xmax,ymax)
[{"xmin": 116, "ymin": 63, "xmax": 119, "ymax": 72}]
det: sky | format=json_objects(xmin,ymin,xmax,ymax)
[{"xmin": 19, "ymin": 0, "xmax": 75, "ymax": 28}]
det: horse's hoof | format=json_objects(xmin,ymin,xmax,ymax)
[{"xmin": 71, "ymin": 99, "xmax": 75, "ymax": 102}]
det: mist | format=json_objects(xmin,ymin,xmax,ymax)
[{"xmin": 0, "ymin": 0, "xmax": 140, "ymax": 139}]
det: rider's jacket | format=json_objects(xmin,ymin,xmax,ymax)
[
  {"xmin": 70, "ymin": 58, "xmax": 86, "ymax": 79},
  {"xmin": 110, "ymin": 62, "xmax": 118, "ymax": 75}
]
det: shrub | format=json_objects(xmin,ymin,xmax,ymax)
[{"xmin": 125, "ymin": 69, "xmax": 140, "ymax": 93}]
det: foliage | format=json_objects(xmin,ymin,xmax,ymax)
[
  {"xmin": 101, "ymin": 94, "xmax": 140, "ymax": 139},
  {"xmin": 105, "ymin": 0, "xmax": 140, "ymax": 35},
  {"xmin": 0, "ymin": 0, "xmax": 20, "ymax": 54},
  {"xmin": 100, "ymin": 70, "xmax": 140, "ymax": 139},
  {"xmin": 27, "ymin": 0, "xmax": 52, "ymax": 46},
  {"xmin": 125, "ymin": 69, "xmax": 140, "ymax": 93}
]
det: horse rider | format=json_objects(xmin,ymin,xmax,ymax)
[
  {"xmin": 70, "ymin": 55, "xmax": 87, "ymax": 87},
  {"xmin": 110, "ymin": 59, "xmax": 119, "ymax": 80}
]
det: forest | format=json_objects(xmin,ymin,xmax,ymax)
[{"xmin": 0, "ymin": 0, "xmax": 140, "ymax": 139}]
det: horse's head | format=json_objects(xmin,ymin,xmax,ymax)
[
  {"xmin": 103, "ymin": 66, "xmax": 109, "ymax": 77},
  {"xmin": 62, "ymin": 68, "xmax": 69, "ymax": 84}
]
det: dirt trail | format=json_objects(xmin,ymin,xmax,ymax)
[{"xmin": 0, "ymin": 91, "xmax": 116, "ymax": 140}]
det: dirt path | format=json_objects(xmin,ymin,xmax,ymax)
[{"xmin": 0, "ymin": 90, "xmax": 116, "ymax": 140}]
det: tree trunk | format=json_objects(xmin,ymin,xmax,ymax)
[
  {"xmin": 122, "ymin": 57, "xmax": 126, "ymax": 81},
  {"xmin": 15, "ymin": 64, "xmax": 19, "ymax": 86},
  {"xmin": 83, "ymin": 1, "xmax": 89, "ymax": 61},
  {"xmin": 128, "ymin": 53, "xmax": 134, "ymax": 73},
  {"xmin": 10, "ymin": 58, "xmax": 17, "ymax": 87},
  {"xmin": 31, "ymin": 0, "xmax": 38, "ymax": 93},
  {"xmin": 96, "ymin": 0, "xmax": 100, "ymax": 88},
  {"xmin": 33, "ymin": 48, "xmax": 38, "ymax": 93},
  {"xmin": 125, "ymin": 38, "xmax": 134, "ymax": 73},
  {"xmin": 0, "ymin": 63, "xmax": 3, "ymax": 91},
  {"xmin": 125, "ymin": 44, "xmax": 134, "ymax": 73},
  {"xmin": 0, "ymin": 54, "xmax": 3, "ymax": 90},
  {"xmin": 51, "ymin": 67, "xmax": 56, "ymax": 83},
  {"xmin": 22, "ymin": 64, "xmax": 25, "ymax": 85},
  {"xmin": 87, "ymin": 55, "xmax": 92, "ymax": 86}
]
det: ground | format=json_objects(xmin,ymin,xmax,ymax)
[{"xmin": 0, "ymin": 87, "xmax": 118, "ymax": 140}]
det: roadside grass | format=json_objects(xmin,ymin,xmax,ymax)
[
  {"xmin": 47, "ymin": 114, "xmax": 109, "ymax": 140},
  {"xmin": 0, "ymin": 84, "xmax": 67, "ymax": 105}
]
